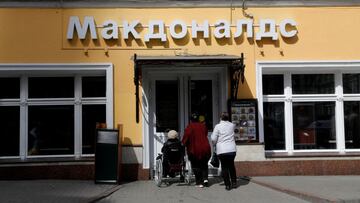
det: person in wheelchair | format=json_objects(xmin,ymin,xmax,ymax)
[{"xmin": 161, "ymin": 130, "xmax": 185, "ymax": 181}]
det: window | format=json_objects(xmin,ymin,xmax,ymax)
[
  {"xmin": 29, "ymin": 77, "xmax": 74, "ymax": 98},
  {"xmin": 82, "ymin": 76, "xmax": 106, "ymax": 97},
  {"xmin": 155, "ymin": 80, "xmax": 179, "ymax": 132},
  {"xmin": 0, "ymin": 64, "xmax": 112, "ymax": 159},
  {"xmin": 262, "ymin": 75, "xmax": 284, "ymax": 95},
  {"xmin": 259, "ymin": 62, "xmax": 360, "ymax": 154},
  {"xmin": 0, "ymin": 106, "xmax": 20, "ymax": 156},
  {"xmin": 263, "ymin": 102, "xmax": 285, "ymax": 150},
  {"xmin": 190, "ymin": 80, "xmax": 213, "ymax": 131},
  {"xmin": 82, "ymin": 104, "xmax": 106, "ymax": 154},
  {"xmin": 0, "ymin": 78, "xmax": 20, "ymax": 99},
  {"xmin": 343, "ymin": 74, "xmax": 360, "ymax": 94},
  {"xmin": 344, "ymin": 101, "xmax": 360, "ymax": 149},
  {"xmin": 292, "ymin": 74, "xmax": 334, "ymax": 94},
  {"xmin": 343, "ymin": 73, "xmax": 360, "ymax": 149},
  {"xmin": 292, "ymin": 102, "xmax": 336, "ymax": 150},
  {"xmin": 28, "ymin": 106, "xmax": 75, "ymax": 155}
]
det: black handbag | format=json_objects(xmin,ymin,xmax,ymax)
[{"xmin": 210, "ymin": 152, "xmax": 219, "ymax": 168}]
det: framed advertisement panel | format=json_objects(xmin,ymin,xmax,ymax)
[{"xmin": 228, "ymin": 99, "xmax": 259, "ymax": 143}]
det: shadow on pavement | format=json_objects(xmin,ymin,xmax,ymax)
[{"xmin": 153, "ymin": 175, "xmax": 250, "ymax": 188}]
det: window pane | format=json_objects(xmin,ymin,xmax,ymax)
[
  {"xmin": 28, "ymin": 106, "xmax": 74, "ymax": 155},
  {"xmin": 156, "ymin": 80, "xmax": 178, "ymax": 132},
  {"xmin": 28, "ymin": 77, "xmax": 74, "ymax": 98},
  {"xmin": 343, "ymin": 74, "xmax": 360, "ymax": 94},
  {"xmin": 263, "ymin": 102, "xmax": 285, "ymax": 150},
  {"xmin": 82, "ymin": 76, "xmax": 106, "ymax": 97},
  {"xmin": 0, "ymin": 106, "xmax": 19, "ymax": 156},
  {"xmin": 262, "ymin": 75, "xmax": 284, "ymax": 95},
  {"xmin": 292, "ymin": 74, "xmax": 334, "ymax": 94},
  {"xmin": 0, "ymin": 78, "xmax": 20, "ymax": 99},
  {"xmin": 344, "ymin": 101, "xmax": 360, "ymax": 149},
  {"xmin": 190, "ymin": 80, "xmax": 213, "ymax": 131},
  {"xmin": 82, "ymin": 105, "xmax": 106, "ymax": 154},
  {"xmin": 292, "ymin": 102, "xmax": 336, "ymax": 150}
]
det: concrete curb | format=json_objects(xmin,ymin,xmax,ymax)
[{"xmin": 244, "ymin": 177, "xmax": 338, "ymax": 203}]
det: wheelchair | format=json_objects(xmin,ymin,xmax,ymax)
[{"xmin": 154, "ymin": 153, "xmax": 192, "ymax": 187}]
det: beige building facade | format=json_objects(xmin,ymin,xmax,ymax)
[{"xmin": 1, "ymin": 1, "xmax": 360, "ymax": 180}]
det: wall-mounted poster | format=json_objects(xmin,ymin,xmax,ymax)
[{"xmin": 228, "ymin": 99, "xmax": 259, "ymax": 143}]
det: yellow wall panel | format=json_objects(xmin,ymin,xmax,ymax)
[{"xmin": 2, "ymin": 7, "xmax": 360, "ymax": 145}]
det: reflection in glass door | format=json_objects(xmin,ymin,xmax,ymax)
[
  {"xmin": 190, "ymin": 80, "xmax": 213, "ymax": 131},
  {"xmin": 153, "ymin": 80, "xmax": 179, "ymax": 161},
  {"xmin": 154, "ymin": 78, "xmax": 215, "ymax": 135},
  {"xmin": 156, "ymin": 81, "xmax": 179, "ymax": 132}
]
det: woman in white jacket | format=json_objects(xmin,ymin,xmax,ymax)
[{"xmin": 211, "ymin": 112, "xmax": 237, "ymax": 190}]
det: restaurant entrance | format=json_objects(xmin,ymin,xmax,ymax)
[{"xmin": 142, "ymin": 66, "xmax": 228, "ymax": 175}]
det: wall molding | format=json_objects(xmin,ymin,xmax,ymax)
[{"xmin": 2, "ymin": 0, "xmax": 360, "ymax": 8}]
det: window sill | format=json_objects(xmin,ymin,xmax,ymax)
[{"xmin": 266, "ymin": 151, "xmax": 360, "ymax": 158}]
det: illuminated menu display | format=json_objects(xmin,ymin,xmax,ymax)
[{"xmin": 229, "ymin": 100, "xmax": 258, "ymax": 142}]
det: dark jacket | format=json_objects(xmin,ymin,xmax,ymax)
[{"xmin": 161, "ymin": 138, "xmax": 184, "ymax": 164}]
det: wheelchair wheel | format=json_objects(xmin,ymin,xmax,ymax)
[{"xmin": 154, "ymin": 158, "xmax": 163, "ymax": 187}]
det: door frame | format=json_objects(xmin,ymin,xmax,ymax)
[{"xmin": 141, "ymin": 65, "xmax": 229, "ymax": 170}]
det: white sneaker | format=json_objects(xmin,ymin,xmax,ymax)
[{"xmin": 195, "ymin": 184, "xmax": 204, "ymax": 188}]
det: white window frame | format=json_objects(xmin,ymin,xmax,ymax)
[
  {"xmin": 0, "ymin": 63, "xmax": 113, "ymax": 160},
  {"xmin": 257, "ymin": 61, "xmax": 360, "ymax": 155}
]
